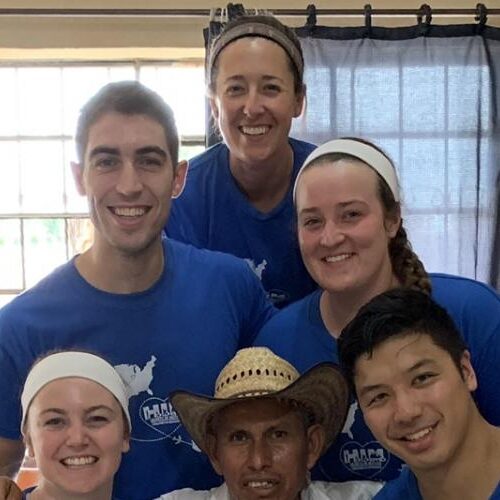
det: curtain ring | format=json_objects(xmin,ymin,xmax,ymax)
[
  {"xmin": 417, "ymin": 4, "xmax": 432, "ymax": 27},
  {"xmin": 364, "ymin": 4, "xmax": 373, "ymax": 33},
  {"xmin": 475, "ymin": 3, "xmax": 488, "ymax": 26},
  {"xmin": 306, "ymin": 4, "xmax": 317, "ymax": 28}
]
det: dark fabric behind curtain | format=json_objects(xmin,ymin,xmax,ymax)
[{"xmin": 205, "ymin": 19, "xmax": 500, "ymax": 289}]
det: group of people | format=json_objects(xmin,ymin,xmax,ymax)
[{"xmin": 0, "ymin": 11, "xmax": 498, "ymax": 500}]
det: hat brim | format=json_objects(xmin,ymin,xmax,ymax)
[{"xmin": 170, "ymin": 362, "xmax": 349, "ymax": 454}]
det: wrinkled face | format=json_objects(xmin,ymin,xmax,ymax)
[
  {"xmin": 210, "ymin": 37, "xmax": 304, "ymax": 170},
  {"xmin": 25, "ymin": 377, "xmax": 129, "ymax": 498},
  {"xmin": 354, "ymin": 334, "xmax": 477, "ymax": 473},
  {"xmin": 72, "ymin": 112, "xmax": 186, "ymax": 257},
  {"xmin": 208, "ymin": 399, "xmax": 322, "ymax": 500},
  {"xmin": 296, "ymin": 160, "xmax": 400, "ymax": 296}
]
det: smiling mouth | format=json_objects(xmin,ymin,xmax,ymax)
[
  {"xmin": 245, "ymin": 479, "xmax": 278, "ymax": 489},
  {"xmin": 400, "ymin": 423, "xmax": 437, "ymax": 442},
  {"xmin": 323, "ymin": 253, "xmax": 353, "ymax": 263},
  {"xmin": 61, "ymin": 456, "xmax": 98, "ymax": 467},
  {"xmin": 109, "ymin": 206, "xmax": 150, "ymax": 217},
  {"xmin": 239, "ymin": 125, "xmax": 270, "ymax": 136}
]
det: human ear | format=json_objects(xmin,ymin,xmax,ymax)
[
  {"xmin": 205, "ymin": 434, "xmax": 223, "ymax": 476},
  {"xmin": 24, "ymin": 432, "xmax": 35, "ymax": 459},
  {"xmin": 460, "ymin": 350, "xmax": 478, "ymax": 392},
  {"xmin": 293, "ymin": 85, "xmax": 306, "ymax": 118},
  {"xmin": 172, "ymin": 160, "xmax": 188, "ymax": 199},
  {"xmin": 305, "ymin": 424, "xmax": 325, "ymax": 470},
  {"xmin": 209, "ymin": 96, "xmax": 220, "ymax": 121},
  {"xmin": 384, "ymin": 205, "xmax": 402, "ymax": 239},
  {"xmin": 71, "ymin": 161, "xmax": 86, "ymax": 196}
]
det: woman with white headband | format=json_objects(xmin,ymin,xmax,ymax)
[
  {"xmin": 255, "ymin": 137, "xmax": 500, "ymax": 483},
  {"xmin": 18, "ymin": 351, "xmax": 131, "ymax": 500},
  {"xmin": 166, "ymin": 13, "xmax": 317, "ymax": 309}
]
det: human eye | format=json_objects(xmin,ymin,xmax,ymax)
[
  {"xmin": 43, "ymin": 416, "xmax": 65, "ymax": 429},
  {"xmin": 92, "ymin": 155, "xmax": 119, "ymax": 170},
  {"xmin": 86, "ymin": 413, "xmax": 111, "ymax": 428},
  {"xmin": 137, "ymin": 155, "xmax": 163, "ymax": 170},
  {"xmin": 366, "ymin": 392, "xmax": 388, "ymax": 408},
  {"xmin": 269, "ymin": 429, "xmax": 288, "ymax": 440},
  {"xmin": 300, "ymin": 216, "xmax": 321, "ymax": 229},
  {"xmin": 413, "ymin": 372, "xmax": 437, "ymax": 386},
  {"xmin": 225, "ymin": 83, "xmax": 245, "ymax": 96},
  {"xmin": 341, "ymin": 209, "xmax": 362, "ymax": 222},
  {"xmin": 228, "ymin": 430, "xmax": 248, "ymax": 443},
  {"xmin": 263, "ymin": 83, "xmax": 282, "ymax": 94}
]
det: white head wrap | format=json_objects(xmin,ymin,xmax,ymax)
[
  {"xmin": 293, "ymin": 138, "xmax": 400, "ymax": 202},
  {"xmin": 21, "ymin": 351, "xmax": 131, "ymax": 432}
]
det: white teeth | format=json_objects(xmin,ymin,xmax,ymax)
[
  {"xmin": 405, "ymin": 426, "xmax": 433, "ymax": 441},
  {"xmin": 241, "ymin": 126, "xmax": 269, "ymax": 135},
  {"xmin": 62, "ymin": 456, "xmax": 97, "ymax": 466},
  {"xmin": 247, "ymin": 481, "xmax": 274, "ymax": 488},
  {"xmin": 324, "ymin": 253, "xmax": 351, "ymax": 263},
  {"xmin": 113, "ymin": 207, "xmax": 146, "ymax": 217}
]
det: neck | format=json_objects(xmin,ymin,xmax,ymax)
[
  {"xmin": 320, "ymin": 272, "xmax": 400, "ymax": 338},
  {"xmin": 30, "ymin": 480, "xmax": 113, "ymax": 500},
  {"xmin": 229, "ymin": 143, "xmax": 294, "ymax": 213},
  {"xmin": 417, "ymin": 412, "xmax": 500, "ymax": 500},
  {"xmin": 75, "ymin": 237, "xmax": 164, "ymax": 294}
]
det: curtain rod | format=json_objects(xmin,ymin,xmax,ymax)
[{"xmin": 0, "ymin": 8, "xmax": 498, "ymax": 18}]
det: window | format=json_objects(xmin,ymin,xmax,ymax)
[{"xmin": 0, "ymin": 61, "xmax": 206, "ymax": 304}]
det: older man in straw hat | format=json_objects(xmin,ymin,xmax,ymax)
[{"xmin": 160, "ymin": 347, "xmax": 382, "ymax": 500}]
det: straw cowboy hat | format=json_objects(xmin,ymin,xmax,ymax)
[{"xmin": 170, "ymin": 347, "xmax": 349, "ymax": 453}]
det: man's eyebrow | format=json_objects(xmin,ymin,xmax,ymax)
[
  {"xmin": 136, "ymin": 146, "xmax": 167, "ymax": 159},
  {"xmin": 407, "ymin": 359, "xmax": 437, "ymax": 372},
  {"xmin": 358, "ymin": 383, "xmax": 386, "ymax": 398},
  {"xmin": 88, "ymin": 146, "xmax": 119, "ymax": 159}
]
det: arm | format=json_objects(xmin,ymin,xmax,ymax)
[{"xmin": 0, "ymin": 439, "xmax": 24, "ymax": 478}]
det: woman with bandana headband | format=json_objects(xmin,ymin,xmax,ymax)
[{"xmin": 166, "ymin": 14, "xmax": 317, "ymax": 309}]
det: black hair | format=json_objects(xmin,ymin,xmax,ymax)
[{"xmin": 338, "ymin": 288, "xmax": 467, "ymax": 393}]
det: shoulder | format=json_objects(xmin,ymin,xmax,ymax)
[
  {"xmin": 156, "ymin": 484, "xmax": 228, "ymax": 500},
  {"xmin": 0, "ymin": 261, "xmax": 75, "ymax": 319},
  {"xmin": 290, "ymin": 137, "xmax": 316, "ymax": 157},
  {"xmin": 308, "ymin": 480, "xmax": 383, "ymax": 499},
  {"xmin": 166, "ymin": 238, "xmax": 253, "ymax": 275},
  {"xmin": 431, "ymin": 273, "xmax": 499, "ymax": 301},
  {"xmin": 186, "ymin": 142, "xmax": 228, "ymax": 176},
  {"xmin": 258, "ymin": 291, "xmax": 320, "ymax": 331},
  {"xmin": 374, "ymin": 468, "xmax": 420, "ymax": 499}
]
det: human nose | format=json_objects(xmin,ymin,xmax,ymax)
[
  {"xmin": 243, "ymin": 88, "xmax": 264, "ymax": 118},
  {"xmin": 247, "ymin": 439, "xmax": 272, "ymax": 471},
  {"xmin": 393, "ymin": 390, "xmax": 423, "ymax": 424},
  {"xmin": 319, "ymin": 220, "xmax": 344, "ymax": 246},
  {"xmin": 65, "ymin": 421, "xmax": 89, "ymax": 447},
  {"xmin": 116, "ymin": 161, "xmax": 143, "ymax": 196}
]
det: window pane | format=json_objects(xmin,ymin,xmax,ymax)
[
  {"xmin": 0, "ymin": 219, "xmax": 23, "ymax": 289},
  {"xmin": 18, "ymin": 68, "xmax": 63, "ymax": 135},
  {"xmin": 0, "ymin": 142, "xmax": 21, "ymax": 213},
  {"xmin": 179, "ymin": 144, "xmax": 205, "ymax": 162},
  {"xmin": 19, "ymin": 141, "xmax": 65, "ymax": 212},
  {"xmin": 24, "ymin": 219, "xmax": 67, "ymax": 287},
  {"xmin": 0, "ymin": 68, "xmax": 18, "ymax": 136},
  {"xmin": 140, "ymin": 65, "xmax": 206, "ymax": 137}
]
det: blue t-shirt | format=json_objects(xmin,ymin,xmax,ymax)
[
  {"xmin": 374, "ymin": 466, "xmax": 500, "ymax": 499},
  {"xmin": 167, "ymin": 139, "xmax": 317, "ymax": 308},
  {"xmin": 0, "ymin": 239, "xmax": 275, "ymax": 500},
  {"xmin": 254, "ymin": 273, "xmax": 500, "ymax": 482}
]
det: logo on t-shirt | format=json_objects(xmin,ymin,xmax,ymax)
[{"xmin": 114, "ymin": 355, "xmax": 200, "ymax": 452}]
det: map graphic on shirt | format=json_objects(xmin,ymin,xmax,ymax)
[{"xmin": 115, "ymin": 356, "xmax": 200, "ymax": 452}]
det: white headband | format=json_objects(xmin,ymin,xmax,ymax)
[
  {"xmin": 293, "ymin": 139, "xmax": 400, "ymax": 202},
  {"xmin": 21, "ymin": 352, "xmax": 131, "ymax": 432}
]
